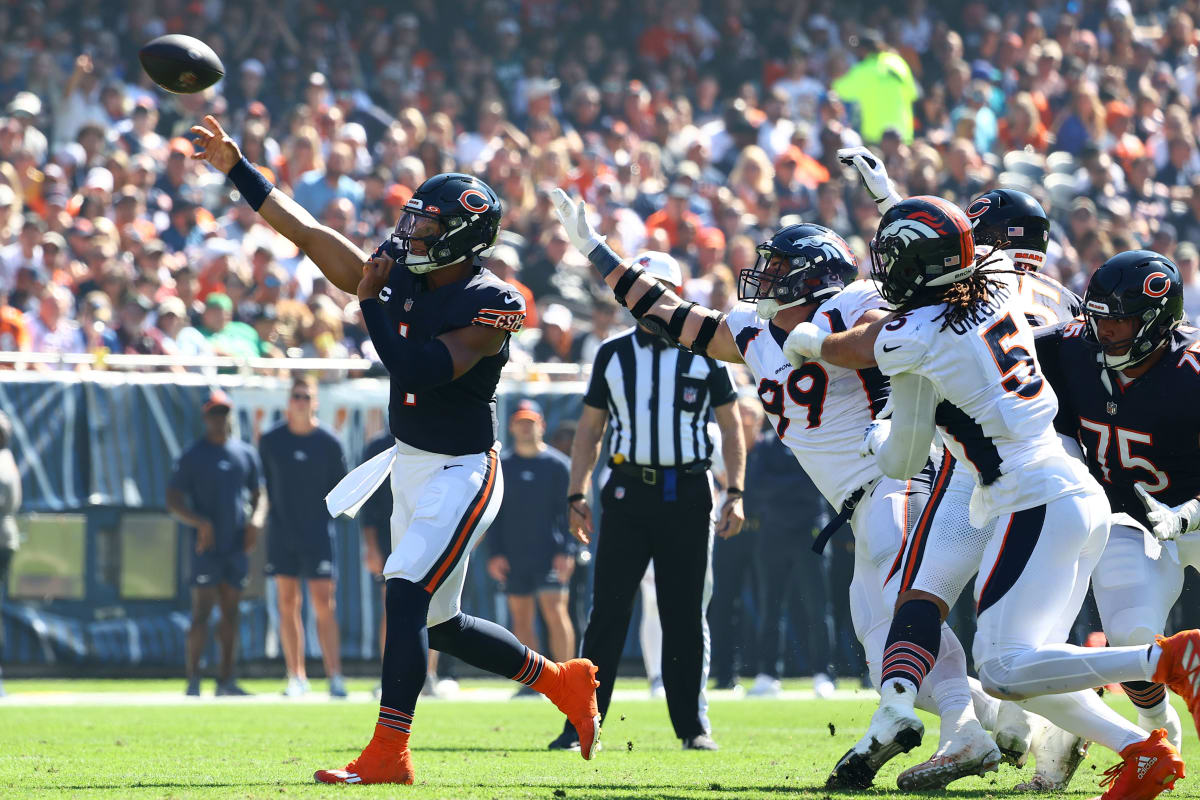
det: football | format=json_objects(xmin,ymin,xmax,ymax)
[{"xmin": 138, "ymin": 34, "xmax": 225, "ymax": 94}]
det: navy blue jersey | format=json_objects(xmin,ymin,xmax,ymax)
[
  {"xmin": 489, "ymin": 447, "xmax": 573, "ymax": 566},
  {"xmin": 376, "ymin": 262, "xmax": 524, "ymax": 456},
  {"xmin": 1035, "ymin": 321, "xmax": 1200, "ymax": 529},
  {"xmin": 359, "ymin": 431, "xmax": 395, "ymax": 555},
  {"xmin": 169, "ymin": 437, "xmax": 263, "ymax": 553},
  {"xmin": 259, "ymin": 423, "xmax": 346, "ymax": 542}
]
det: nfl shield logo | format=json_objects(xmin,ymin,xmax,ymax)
[
  {"xmin": 1106, "ymin": 401, "xmax": 1118, "ymax": 416},
  {"xmin": 683, "ymin": 386, "xmax": 698, "ymax": 404},
  {"xmin": 404, "ymin": 298, "xmax": 413, "ymax": 312},
  {"xmin": 615, "ymin": 486, "xmax": 626, "ymax": 499}
]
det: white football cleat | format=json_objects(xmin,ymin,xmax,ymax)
[
  {"xmin": 813, "ymin": 672, "xmax": 836, "ymax": 700},
  {"xmin": 827, "ymin": 702, "xmax": 924, "ymax": 789},
  {"xmin": 993, "ymin": 700, "xmax": 1035, "ymax": 767},
  {"xmin": 283, "ymin": 676, "xmax": 309, "ymax": 698},
  {"xmin": 897, "ymin": 720, "xmax": 1001, "ymax": 790},
  {"xmin": 747, "ymin": 673, "xmax": 782, "ymax": 697},
  {"xmin": 1015, "ymin": 722, "xmax": 1088, "ymax": 792},
  {"xmin": 1139, "ymin": 702, "xmax": 1183, "ymax": 753}
]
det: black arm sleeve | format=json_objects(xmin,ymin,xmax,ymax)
[{"xmin": 1033, "ymin": 323, "xmax": 1077, "ymax": 438}]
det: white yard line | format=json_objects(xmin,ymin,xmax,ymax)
[{"xmin": 0, "ymin": 687, "xmax": 873, "ymax": 707}]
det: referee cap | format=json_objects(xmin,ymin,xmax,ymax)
[{"xmin": 633, "ymin": 251, "xmax": 683, "ymax": 289}]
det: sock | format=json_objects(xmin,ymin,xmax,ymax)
[
  {"xmin": 1018, "ymin": 690, "xmax": 1146, "ymax": 755},
  {"xmin": 375, "ymin": 578, "xmax": 431, "ymax": 750},
  {"xmin": 968, "ymin": 677, "xmax": 1001, "ymax": 731},
  {"xmin": 881, "ymin": 599, "xmax": 942, "ymax": 697},
  {"xmin": 1124, "ymin": 680, "xmax": 1169, "ymax": 716},
  {"xmin": 928, "ymin": 624, "xmax": 977, "ymax": 738},
  {"xmin": 428, "ymin": 611, "xmax": 559, "ymax": 688}
]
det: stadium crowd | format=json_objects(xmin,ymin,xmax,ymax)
[
  {"xmin": 1, "ymin": 0, "xmax": 1200, "ymax": 367},
  {"xmin": 3, "ymin": 0, "xmax": 1200, "ymax": 683}
]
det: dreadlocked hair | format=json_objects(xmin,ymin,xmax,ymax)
[
  {"xmin": 932, "ymin": 270, "xmax": 1006, "ymax": 330},
  {"xmin": 887, "ymin": 249, "xmax": 1016, "ymax": 330}
]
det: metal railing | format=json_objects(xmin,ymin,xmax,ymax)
[{"xmin": 0, "ymin": 351, "xmax": 591, "ymax": 381}]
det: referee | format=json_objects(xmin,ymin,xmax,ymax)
[{"xmin": 549, "ymin": 251, "xmax": 745, "ymax": 752}]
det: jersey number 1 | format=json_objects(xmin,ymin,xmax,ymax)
[
  {"xmin": 757, "ymin": 363, "xmax": 828, "ymax": 438},
  {"xmin": 982, "ymin": 313, "xmax": 1044, "ymax": 399}
]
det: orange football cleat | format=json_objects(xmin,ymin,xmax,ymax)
[
  {"xmin": 1089, "ymin": 729, "xmax": 1184, "ymax": 800},
  {"xmin": 314, "ymin": 743, "xmax": 414, "ymax": 785},
  {"xmin": 1153, "ymin": 630, "xmax": 1200, "ymax": 737},
  {"xmin": 539, "ymin": 658, "xmax": 602, "ymax": 760}
]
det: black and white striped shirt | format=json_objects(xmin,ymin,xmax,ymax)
[{"xmin": 583, "ymin": 328, "xmax": 738, "ymax": 467}]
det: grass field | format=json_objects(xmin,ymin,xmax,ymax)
[{"xmin": 1, "ymin": 678, "xmax": 1198, "ymax": 799}]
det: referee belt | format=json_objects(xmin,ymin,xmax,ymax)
[
  {"xmin": 812, "ymin": 482, "xmax": 870, "ymax": 554},
  {"xmin": 609, "ymin": 458, "xmax": 709, "ymax": 486}
]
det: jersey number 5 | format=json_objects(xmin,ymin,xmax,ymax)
[
  {"xmin": 982, "ymin": 313, "xmax": 1043, "ymax": 399},
  {"xmin": 757, "ymin": 363, "xmax": 828, "ymax": 437}
]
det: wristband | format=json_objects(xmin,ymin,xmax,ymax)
[
  {"xmin": 228, "ymin": 156, "xmax": 274, "ymax": 211},
  {"xmin": 725, "ymin": 487, "xmax": 743, "ymax": 497},
  {"xmin": 587, "ymin": 240, "xmax": 623, "ymax": 277},
  {"xmin": 567, "ymin": 493, "xmax": 586, "ymax": 504}
]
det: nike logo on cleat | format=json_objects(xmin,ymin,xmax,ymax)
[
  {"xmin": 1137, "ymin": 755, "xmax": 1157, "ymax": 780},
  {"xmin": 882, "ymin": 344, "xmax": 901, "ymax": 352}
]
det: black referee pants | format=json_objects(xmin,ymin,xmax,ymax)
[{"xmin": 568, "ymin": 469, "xmax": 713, "ymax": 740}]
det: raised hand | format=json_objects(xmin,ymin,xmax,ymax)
[
  {"xmin": 189, "ymin": 114, "xmax": 243, "ymax": 175},
  {"xmin": 551, "ymin": 188, "xmax": 604, "ymax": 255},
  {"xmin": 837, "ymin": 146, "xmax": 899, "ymax": 210}
]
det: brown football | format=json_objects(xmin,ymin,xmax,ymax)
[{"xmin": 138, "ymin": 34, "xmax": 225, "ymax": 94}]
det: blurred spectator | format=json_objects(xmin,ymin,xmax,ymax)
[
  {"xmin": 487, "ymin": 400, "xmax": 576, "ymax": 676},
  {"xmin": 832, "ymin": 29, "xmax": 919, "ymax": 143},
  {"xmin": 260, "ymin": 376, "xmax": 348, "ymax": 699},
  {"xmin": 166, "ymin": 389, "xmax": 265, "ymax": 697}
]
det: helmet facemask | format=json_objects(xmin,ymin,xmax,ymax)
[
  {"xmin": 739, "ymin": 246, "xmax": 845, "ymax": 321},
  {"xmin": 1084, "ymin": 303, "xmax": 1170, "ymax": 370}
]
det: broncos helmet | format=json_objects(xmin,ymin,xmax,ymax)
[
  {"xmin": 380, "ymin": 173, "xmax": 502, "ymax": 274},
  {"xmin": 1083, "ymin": 249, "xmax": 1184, "ymax": 370},
  {"xmin": 964, "ymin": 189, "xmax": 1050, "ymax": 271},
  {"xmin": 737, "ymin": 223, "xmax": 858, "ymax": 320},
  {"xmin": 869, "ymin": 196, "xmax": 976, "ymax": 308}
]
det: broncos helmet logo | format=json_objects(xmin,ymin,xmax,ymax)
[
  {"xmin": 877, "ymin": 216, "xmax": 946, "ymax": 246},
  {"xmin": 790, "ymin": 232, "xmax": 859, "ymax": 267}
]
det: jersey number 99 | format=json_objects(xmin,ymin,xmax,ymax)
[{"xmin": 757, "ymin": 364, "xmax": 829, "ymax": 437}]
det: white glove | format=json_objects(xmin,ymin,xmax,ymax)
[
  {"xmin": 836, "ymin": 146, "xmax": 901, "ymax": 212},
  {"xmin": 782, "ymin": 321, "xmax": 828, "ymax": 368},
  {"xmin": 1135, "ymin": 484, "xmax": 1200, "ymax": 541},
  {"xmin": 860, "ymin": 419, "xmax": 891, "ymax": 457},
  {"xmin": 551, "ymin": 188, "xmax": 605, "ymax": 255}
]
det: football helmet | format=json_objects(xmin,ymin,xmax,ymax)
[
  {"xmin": 869, "ymin": 196, "xmax": 976, "ymax": 308},
  {"xmin": 964, "ymin": 189, "xmax": 1050, "ymax": 271},
  {"xmin": 1083, "ymin": 249, "xmax": 1184, "ymax": 369},
  {"xmin": 738, "ymin": 223, "xmax": 858, "ymax": 320},
  {"xmin": 380, "ymin": 173, "xmax": 502, "ymax": 274}
]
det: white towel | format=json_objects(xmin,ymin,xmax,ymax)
[{"xmin": 325, "ymin": 443, "xmax": 398, "ymax": 519}]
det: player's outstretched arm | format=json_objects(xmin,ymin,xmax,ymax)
[
  {"xmin": 552, "ymin": 189, "xmax": 743, "ymax": 364},
  {"xmin": 783, "ymin": 310, "xmax": 889, "ymax": 369},
  {"xmin": 190, "ymin": 115, "xmax": 365, "ymax": 295}
]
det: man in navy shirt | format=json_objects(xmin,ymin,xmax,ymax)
[
  {"xmin": 167, "ymin": 389, "xmax": 266, "ymax": 697},
  {"xmin": 487, "ymin": 400, "xmax": 576, "ymax": 683},
  {"xmin": 193, "ymin": 116, "xmax": 600, "ymax": 786},
  {"xmin": 260, "ymin": 375, "xmax": 348, "ymax": 699}
]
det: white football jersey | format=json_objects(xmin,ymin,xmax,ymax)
[
  {"xmin": 873, "ymin": 269, "xmax": 1094, "ymax": 522},
  {"xmin": 725, "ymin": 280, "xmax": 889, "ymax": 509}
]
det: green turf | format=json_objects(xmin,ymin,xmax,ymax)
[{"xmin": 0, "ymin": 687, "xmax": 1195, "ymax": 799}]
